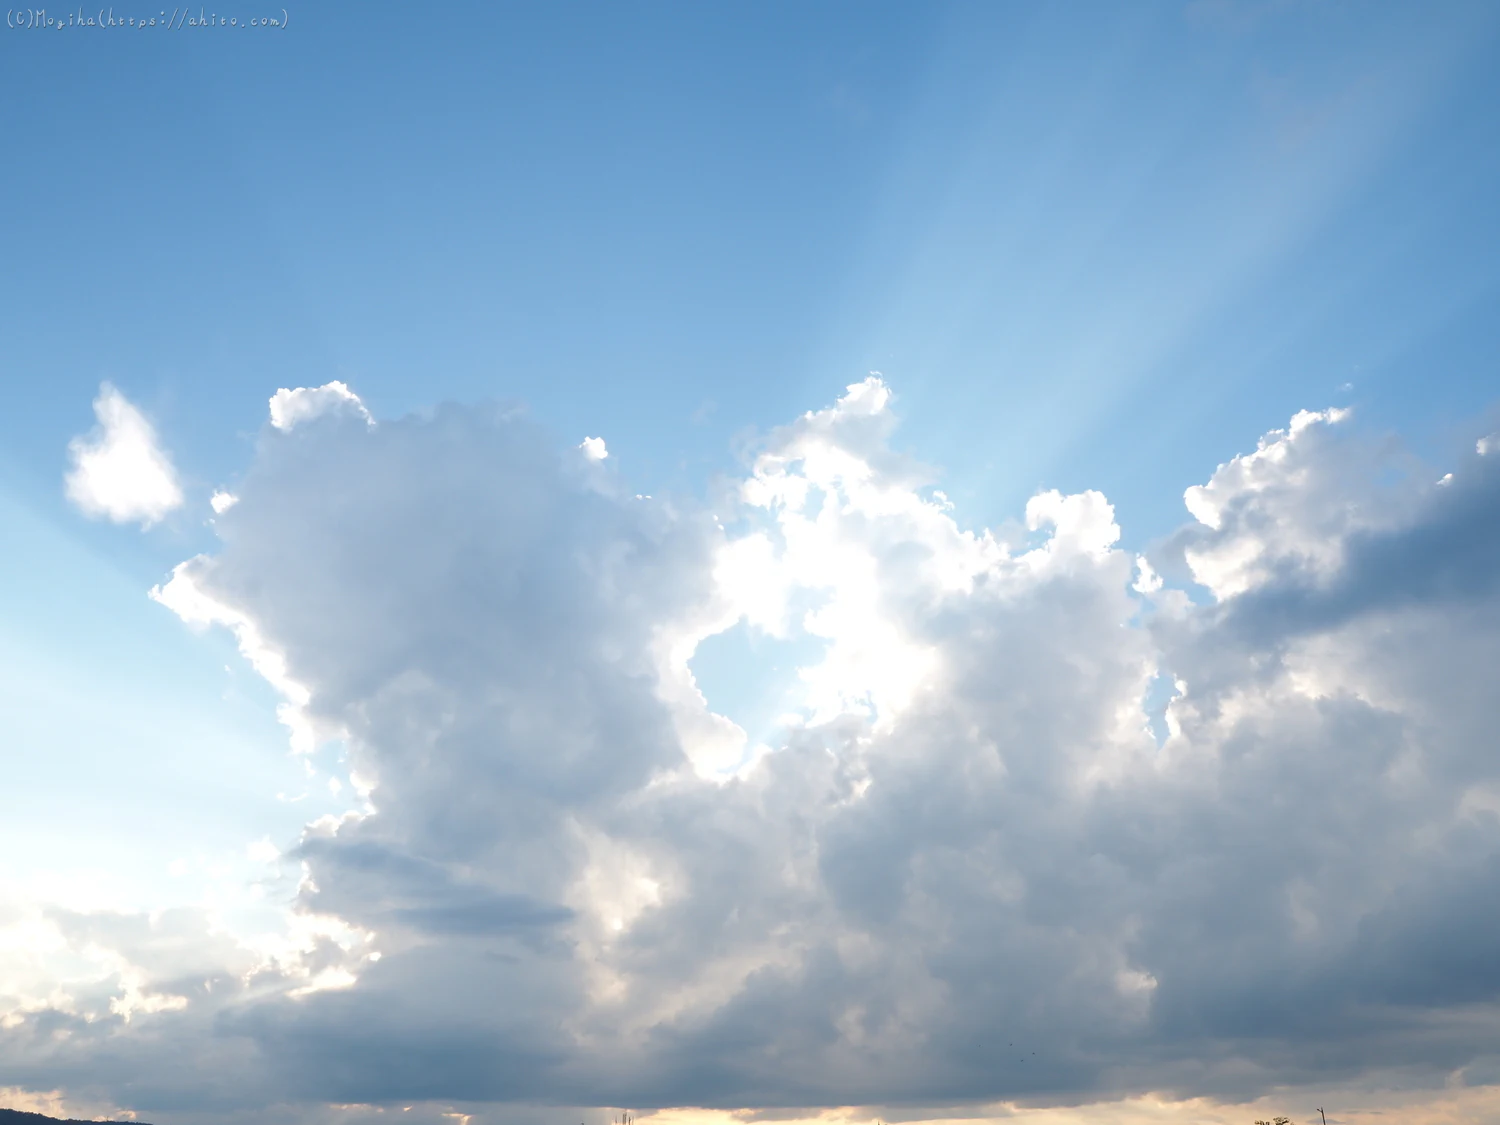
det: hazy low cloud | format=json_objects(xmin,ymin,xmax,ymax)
[
  {"xmin": 8, "ymin": 380, "xmax": 1500, "ymax": 1124},
  {"xmin": 63, "ymin": 382, "xmax": 183, "ymax": 526}
]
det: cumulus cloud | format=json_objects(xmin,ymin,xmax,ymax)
[
  {"xmin": 63, "ymin": 383, "xmax": 183, "ymax": 527},
  {"xmin": 9, "ymin": 380, "xmax": 1500, "ymax": 1124},
  {"xmin": 268, "ymin": 381, "xmax": 373, "ymax": 432}
]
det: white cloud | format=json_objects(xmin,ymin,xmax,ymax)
[
  {"xmin": 269, "ymin": 381, "xmax": 373, "ymax": 432},
  {"xmin": 580, "ymin": 436, "xmax": 609, "ymax": 460},
  {"xmin": 1024, "ymin": 487, "xmax": 1120, "ymax": 563},
  {"xmin": 211, "ymin": 489, "xmax": 240, "ymax": 513},
  {"xmin": 10, "ymin": 383, "xmax": 1500, "ymax": 1124},
  {"xmin": 64, "ymin": 383, "xmax": 183, "ymax": 527},
  {"xmin": 150, "ymin": 557, "xmax": 327, "ymax": 755}
]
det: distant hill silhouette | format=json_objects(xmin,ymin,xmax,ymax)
[{"xmin": 0, "ymin": 1110, "xmax": 152, "ymax": 1125}]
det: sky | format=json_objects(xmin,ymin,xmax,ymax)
[{"xmin": 1, "ymin": 2, "xmax": 1500, "ymax": 1124}]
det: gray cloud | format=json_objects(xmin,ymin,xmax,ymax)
[{"xmin": 6, "ymin": 386, "xmax": 1500, "ymax": 1123}]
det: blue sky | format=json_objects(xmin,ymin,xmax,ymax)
[
  {"xmin": 6, "ymin": 2, "xmax": 1498, "ymax": 530},
  {"xmin": 3, "ymin": 4, "xmax": 1500, "ymax": 1124}
]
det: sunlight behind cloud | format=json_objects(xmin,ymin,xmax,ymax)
[{"xmin": 14, "ymin": 380, "xmax": 1500, "ymax": 1124}]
